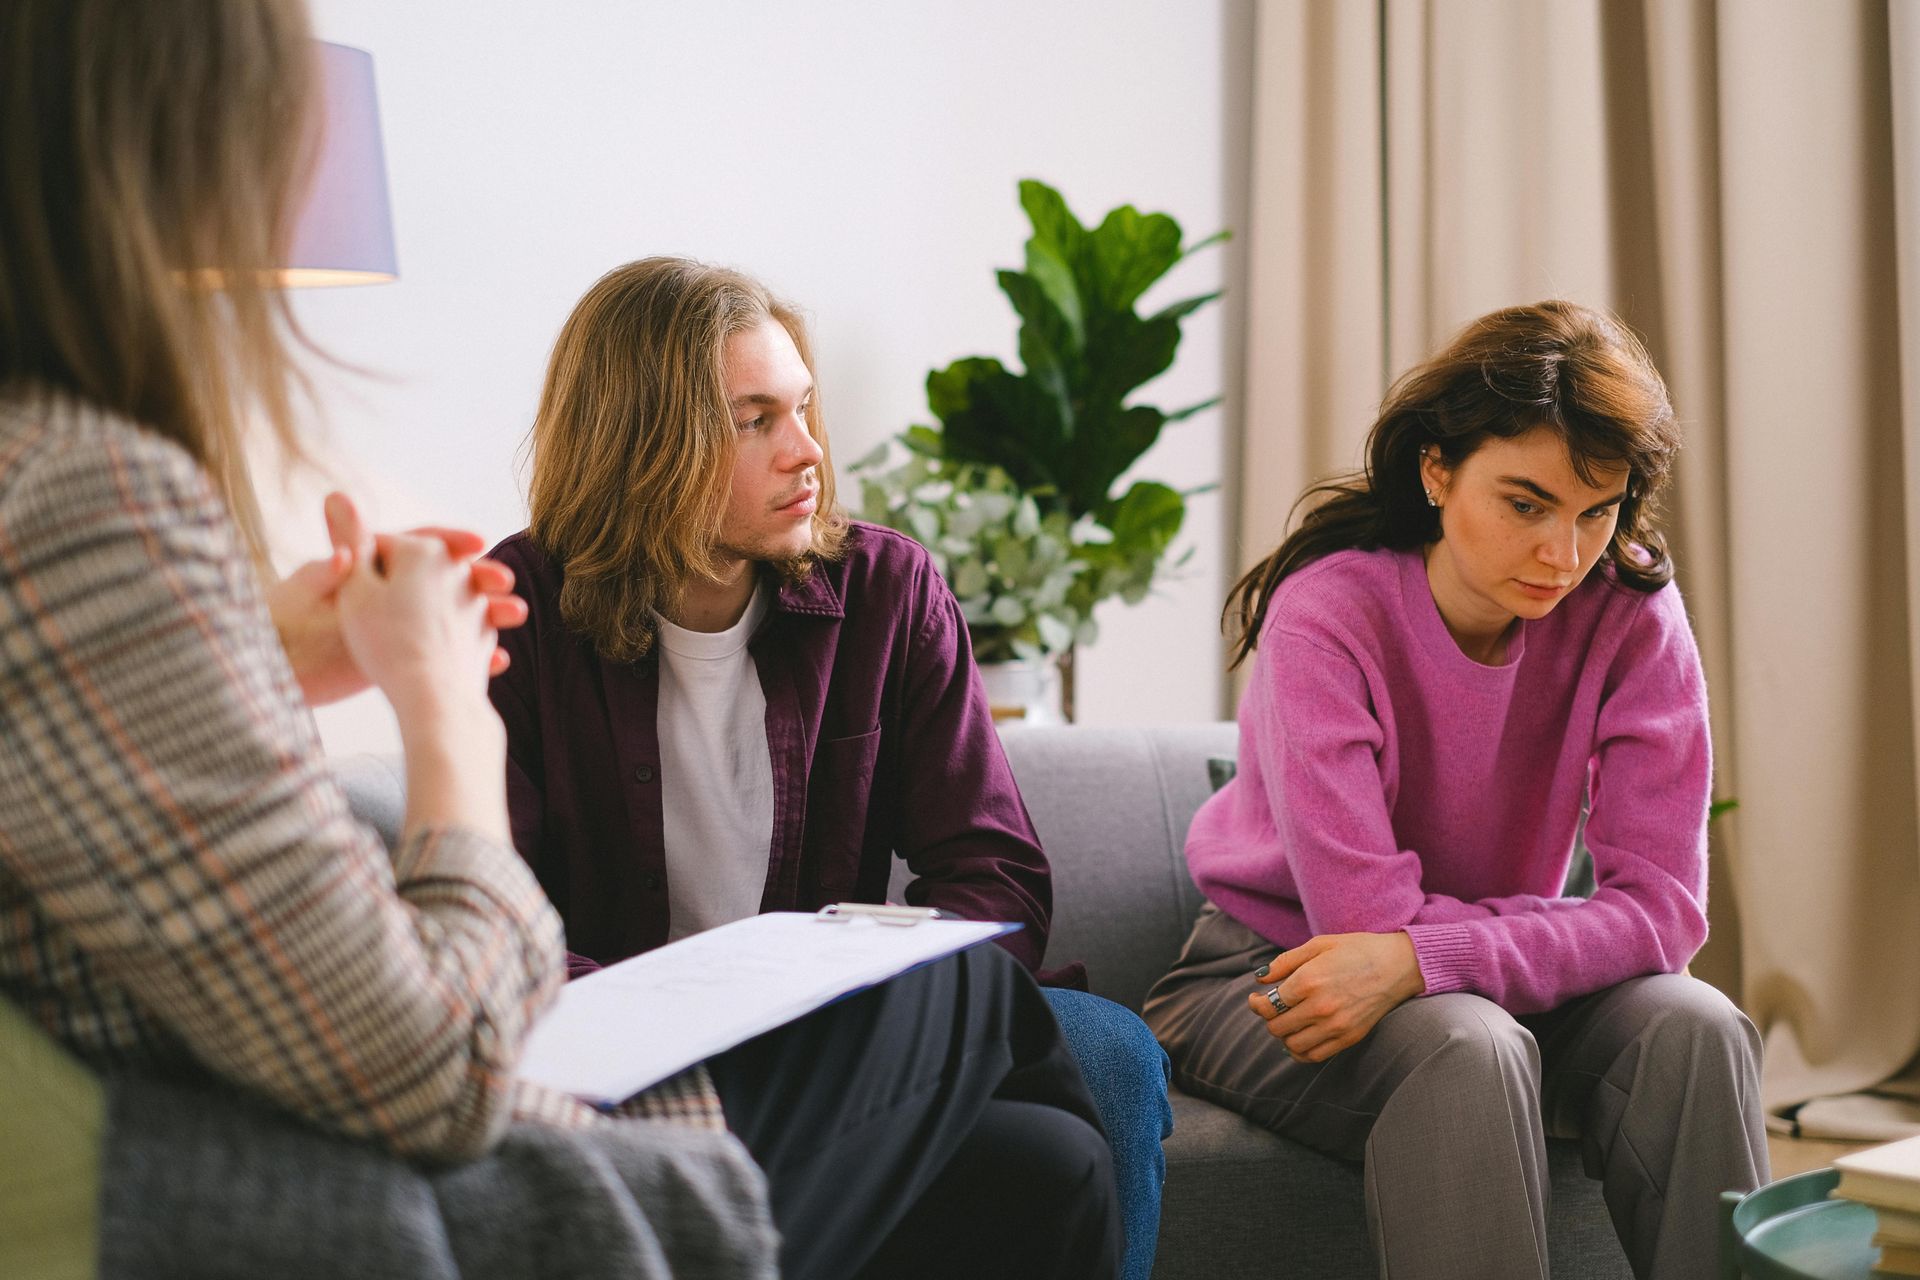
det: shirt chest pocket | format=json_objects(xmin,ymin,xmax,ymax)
[{"xmin": 804, "ymin": 727, "xmax": 882, "ymax": 899}]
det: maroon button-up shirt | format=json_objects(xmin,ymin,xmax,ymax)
[{"xmin": 487, "ymin": 521, "xmax": 1057, "ymax": 974}]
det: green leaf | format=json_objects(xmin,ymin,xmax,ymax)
[
  {"xmin": 931, "ymin": 359, "xmax": 1068, "ymax": 493},
  {"xmin": 1055, "ymin": 483, "xmax": 1188, "ymax": 614},
  {"xmin": 952, "ymin": 561, "xmax": 989, "ymax": 598},
  {"xmin": 990, "ymin": 596, "xmax": 1027, "ymax": 627},
  {"xmin": 1164, "ymin": 396, "xmax": 1222, "ymax": 424},
  {"xmin": 1105, "ymin": 481, "xmax": 1186, "ymax": 557},
  {"xmin": 849, "ymin": 441, "xmax": 892, "ymax": 472},
  {"xmin": 1063, "ymin": 404, "xmax": 1166, "ymax": 513},
  {"xmin": 1087, "ymin": 204, "xmax": 1184, "ymax": 312},
  {"xmin": 1035, "ymin": 614, "xmax": 1073, "ymax": 654},
  {"xmin": 998, "ymin": 269, "xmax": 1080, "ymax": 416},
  {"xmin": 1183, "ymin": 228, "xmax": 1231, "ymax": 254},
  {"xmin": 946, "ymin": 502, "xmax": 984, "ymax": 540},
  {"xmin": 1019, "ymin": 179, "xmax": 1089, "ymax": 264},
  {"xmin": 1013, "ymin": 494, "xmax": 1041, "ymax": 538},
  {"xmin": 1083, "ymin": 312, "xmax": 1181, "ymax": 410},
  {"xmin": 974, "ymin": 491, "xmax": 1015, "ymax": 524},
  {"xmin": 1145, "ymin": 291, "xmax": 1222, "ymax": 325},
  {"xmin": 1040, "ymin": 563, "xmax": 1081, "ymax": 600},
  {"xmin": 927, "ymin": 356, "xmax": 1006, "ymax": 424},
  {"xmin": 1024, "ymin": 243, "xmax": 1085, "ymax": 348},
  {"xmin": 994, "ymin": 537, "xmax": 1031, "ymax": 580},
  {"xmin": 999, "ymin": 269, "xmax": 1077, "ymax": 358},
  {"xmin": 911, "ymin": 479, "xmax": 952, "ymax": 506},
  {"xmin": 900, "ymin": 424, "xmax": 946, "ymax": 457}
]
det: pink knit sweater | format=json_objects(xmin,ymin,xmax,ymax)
[{"xmin": 1189, "ymin": 546, "xmax": 1711, "ymax": 1014}]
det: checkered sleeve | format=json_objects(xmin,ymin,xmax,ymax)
[
  {"xmin": 0, "ymin": 417, "xmax": 574, "ymax": 1161},
  {"xmin": 510, "ymin": 1066, "xmax": 726, "ymax": 1134}
]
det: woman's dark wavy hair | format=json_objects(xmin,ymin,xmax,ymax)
[{"xmin": 1226, "ymin": 299, "xmax": 1680, "ymax": 668}]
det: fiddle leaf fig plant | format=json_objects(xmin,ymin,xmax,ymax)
[{"xmin": 855, "ymin": 178, "xmax": 1225, "ymax": 666}]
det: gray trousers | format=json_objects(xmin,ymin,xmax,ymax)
[{"xmin": 1143, "ymin": 903, "xmax": 1768, "ymax": 1280}]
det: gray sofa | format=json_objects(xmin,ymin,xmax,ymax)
[{"xmin": 336, "ymin": 723, "xmax": 1634, "ymax": 1280}]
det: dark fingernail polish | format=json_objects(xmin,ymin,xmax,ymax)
[{"xmin": 1253, "ymin": 964, "xmax": 1270, "ymax": 979}]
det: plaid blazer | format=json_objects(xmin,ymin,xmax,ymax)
[{"xmin": 0, "ymin": 397, "xmax": 720, "ymax": 1157}]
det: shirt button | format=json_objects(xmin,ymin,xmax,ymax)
[
  {"xmin": 634, "ymin": 765, "xmax": 655, "ymax": 783},
  {"xmin": 642, "ymin": 872, "xmax": 664, "ymax": 891}
]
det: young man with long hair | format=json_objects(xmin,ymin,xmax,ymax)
[{"xmin": 491, "ymin": 256, "xmax": 1172, "ymax": 1279}]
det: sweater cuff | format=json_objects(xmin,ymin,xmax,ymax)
[{"xmin": 1404, "ymin": 923, "xmax": 1477, "ymax": 996}]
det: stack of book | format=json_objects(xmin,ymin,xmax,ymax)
[{"xmin": 1834, "ymin": 1133, "xmax": 1920, "ymax": 1275}]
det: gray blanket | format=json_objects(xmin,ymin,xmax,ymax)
[{"xmin": 98, "ymin": 1073, "xmax": 777, "ymax": 1280}]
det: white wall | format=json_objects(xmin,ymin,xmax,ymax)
[{"xmin": 286, "ymin": 0, "xmax": 1236, "ymax": 753}]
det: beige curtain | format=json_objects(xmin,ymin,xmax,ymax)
[{"xmin": 1239, "ymin": 0, "xmax": 1920, "ymax": 1135}]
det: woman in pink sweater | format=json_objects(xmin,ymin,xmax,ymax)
[{"xmin": 1144, "ymin": 301, "xmax": 1766, "ymax": 1280}]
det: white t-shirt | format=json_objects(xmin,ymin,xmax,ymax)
[{"xmin": 653, "ymin": 584, "xmax": 775, "ymax": 941}]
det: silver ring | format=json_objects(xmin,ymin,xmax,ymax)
[{"xmin": 1263, "ymin": 985, "xmax": 1289, "ymax": 1015}]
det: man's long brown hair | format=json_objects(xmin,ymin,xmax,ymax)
[
  {"xmin": 527, "ymin": 258, "xmax": 849, "ymax": 663},
  {"xmin": 0, "ymin": 0, "xmax": 316, "ymax": 565},
  {"xmin": 1226, "ymin": 300, "xmax": 1681, "ymax": 668}
]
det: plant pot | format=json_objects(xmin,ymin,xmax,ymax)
[{"xmin": 976, "ymin": 657, "xmax": 1067, "ymax": 726}]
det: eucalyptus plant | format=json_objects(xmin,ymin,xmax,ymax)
[
  {"xmin": 853, "ymin": 446, "xmax": 1088, "ymax": 663},
  {"xmin": 855, "ymin": 178, "xmax": 1225, "ymax": 665}
]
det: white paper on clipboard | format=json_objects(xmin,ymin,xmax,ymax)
[{"xmin": 516, "ymin": 910, "xmax": 1019, "ymax": 1106}]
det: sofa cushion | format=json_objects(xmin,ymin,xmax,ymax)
[{"xmin": 997, "ymin": 723, "xmax": 1238, "ymax": 1011}]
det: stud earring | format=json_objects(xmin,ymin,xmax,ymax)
[{"xmin": 1425, "ymin": 490, "xmax": 1438, "ymax": 508}]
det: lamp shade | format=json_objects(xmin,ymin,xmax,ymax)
[{"xmin": 283, "ymin": 42, "xmax": 397, "ymax": 287}]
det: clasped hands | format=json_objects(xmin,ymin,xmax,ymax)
[
  {"xmin": 1247, "ymin": 930, "xmax": 1427, "ymax": 1064},
  {"xmin": 265, "ymin": 492, "xmax": 526, "ymax": 708}
]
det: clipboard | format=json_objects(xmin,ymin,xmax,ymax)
[{"xmin": 516, "ymin": 907, "xmax": 1020, "ymax": 1106}]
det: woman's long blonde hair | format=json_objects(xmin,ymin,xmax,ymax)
[
  {"xmin": 527, "ymin": 258, "xmax": 849, "ymax": 663},
  {"xmin": 0, "ymin": 0, "xmax": 316, "ymax": 564}
]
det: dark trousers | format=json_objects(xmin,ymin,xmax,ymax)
[{"xmin": 706, "ymin": 944, "xmax": 1123, "ymax": 1280}]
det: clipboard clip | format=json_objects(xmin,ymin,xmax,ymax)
[{"xmin": 815, "ymin": 902, "xmax": 944, "ymax": 926}]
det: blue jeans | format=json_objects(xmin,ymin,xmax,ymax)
[{"xmin": 1042, "ymin": 988, "xmax": 1172, "ymax": 1280}]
